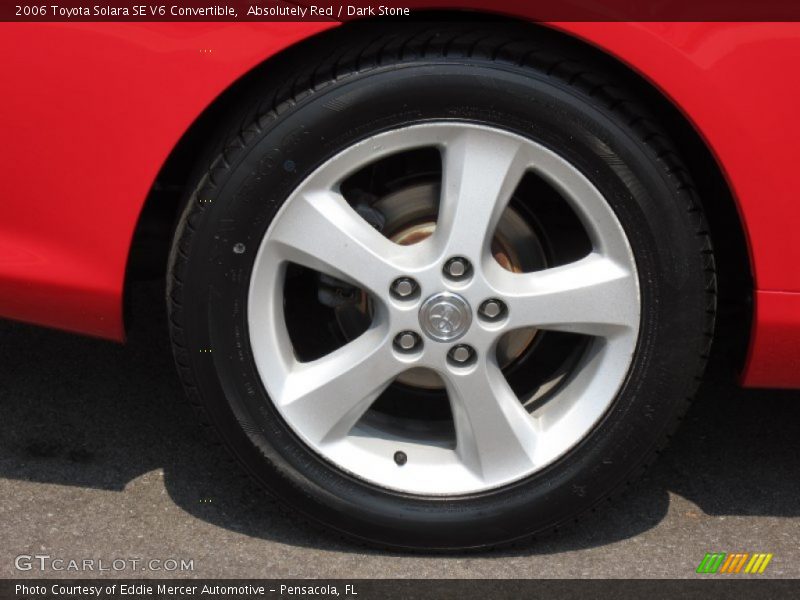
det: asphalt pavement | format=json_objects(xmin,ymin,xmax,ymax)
[{"xmin": 1, "ymin": 281, "xmax": 798, "ymax": 579}]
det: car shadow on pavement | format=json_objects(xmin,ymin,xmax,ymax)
[{"xmin": 0, "ymin": 280, "xmax": 798, "ymax": 556}]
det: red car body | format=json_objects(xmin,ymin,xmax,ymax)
[{"xmin": 1, "ymin": 17, "xmax": 799, "ymax": 388}]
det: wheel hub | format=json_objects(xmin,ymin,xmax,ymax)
[
  {"xmin": 418, "ymin": 292, "xmax": 472, "ymax": 342},
  {"xmin": 376, "ymin": 182, "xmax": 541, "ymax": 389}
]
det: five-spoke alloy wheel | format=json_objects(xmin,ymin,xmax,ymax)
[{"xmin": 249, "ymin": 123, "xmax": 640, "ymax": 495}]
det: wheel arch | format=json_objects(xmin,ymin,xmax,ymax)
[{"xmin": 125, "ymin": 14, "xmax": 752, "ymax": 370}]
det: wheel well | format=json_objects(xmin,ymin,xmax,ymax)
[{"xmin": 125, "ymin": 14, "xmax": 752, "ymax": 370}]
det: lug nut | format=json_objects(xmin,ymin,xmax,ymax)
[
  {"xmin": 444, "ymin": 257, "xmax": 471, "ymax": 280},
  {"xmin": 395, "ymin": 331, "xmax": 421, "ymax": 352},
  {"xmin": 479, "ymin": 299, "xmax": 506, "ymax": 320},
  {"xmin": 448, "ymin": 344, "xmax": 475, "ymax": 365},
  {"xmin": 391, "ymin": 277, "xmax": 417, "ymax": 299}
]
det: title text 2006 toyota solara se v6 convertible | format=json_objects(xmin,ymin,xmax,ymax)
[{"xmin": 3, "ymin": 14, "xmax": 800, "ymax": 549}]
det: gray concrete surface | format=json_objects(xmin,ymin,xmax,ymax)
[{"xmin": 1, "ymin": 281, "xmax": 798, "ymax": 579}]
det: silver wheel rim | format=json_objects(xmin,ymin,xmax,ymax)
[{"xmin": 248, "ymin": 123, "xmax": 640, "ymax": 495}]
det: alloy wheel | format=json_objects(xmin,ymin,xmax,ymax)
[{"xmin": 247, "ymin": 122, "xmax": 640, "ymax": 495}]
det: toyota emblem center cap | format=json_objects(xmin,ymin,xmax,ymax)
[{"xmin": 419, "ymin": 292, "xmax": 472, "ymax": 342}]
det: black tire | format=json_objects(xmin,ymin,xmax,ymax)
[{"xmin": 167, "ymin": 23, "xmax": 716, "ymax": 550}]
